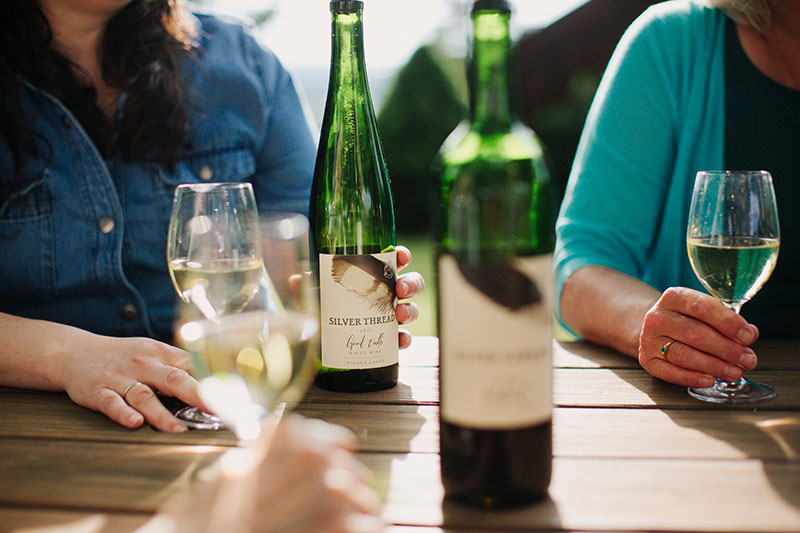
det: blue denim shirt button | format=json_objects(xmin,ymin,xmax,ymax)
[
  {"xmin": 98, "ymin": 216, "xmax": 115, "ymax": 234},
  {"xmin": 198, "ymin": 165, "xmax": 213, "ymax": 181},
  {"xmin": 121, "ymin": 304, "xmax": 139, "ymax": 322}
]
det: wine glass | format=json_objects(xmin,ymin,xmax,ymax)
[
  {"xmin": 686, "ymin": 170, "xmax": 779, "ymax": 403},
  {"xmin": 177, "ymin": 212, "xmax": 319, "ymax": 440},
  {"xmin": 167, "ymin": 182, "xmax": 263, "ymax": 429}
]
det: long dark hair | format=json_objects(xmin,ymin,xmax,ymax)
[{"xmin": 0, "ymin": 0, "xmax": 196, "ymax": 199}]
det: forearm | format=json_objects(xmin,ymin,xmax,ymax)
[
  {"xmin": 560, "ymin": 265, "xmax": 661, "ymax": 358},
  {"xmin": 0, "ymin": 312, "xmax": 88, "ymax": 390}
]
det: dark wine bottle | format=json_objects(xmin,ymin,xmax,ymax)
[
  {"xmin": 310, "ymin": 0, "xmax": 398, "ymax": 392},
  {"xmin": 437, "ymin": 0, "xmax": 554, "ymax": 507}
]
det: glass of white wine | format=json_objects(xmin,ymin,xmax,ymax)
[
  {"xmin": 686, "ymin": 170, "xmax": 779, "ymax": 403},
  {"xmin": 177, "ymin": 212, "xmax": 319, "ymax": 440},
  {"xmin": 167, "ymin": 182, "xmax": 263, "ymax": 429}
]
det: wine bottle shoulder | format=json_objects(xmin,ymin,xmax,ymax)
[{"xmin": 441, "ymin": 122, "xmax": 546, "ymax": 166}]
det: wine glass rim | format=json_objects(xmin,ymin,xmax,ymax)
[
  {"xmin": 696, "ymin": 170, "xmax": 772, "ymax": 179},
  {"xmin": 175, "ymin": 182, "xmax": 254, "ymax": 193}
]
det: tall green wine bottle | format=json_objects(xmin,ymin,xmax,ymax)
[
  {"xmin": 310, "ymin": 0, "xmax": 398, "ymax": 392},
  {"xmin": 437, "ymin": 0, "xmax": 554, "ymax": 507}
]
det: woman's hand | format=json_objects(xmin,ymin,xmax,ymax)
[
  {"xmin": 395, "ymin": 245, "xmax": 425, "ymax": 349},
  {"xmin": 55, "ymin": 334, "xmax": 204, "ymax": 433},
  {"xmin": 637, "ymin": 287, "xmax": 760, "ymax": 388},
  {"xmin": 157, "ymin": 415, "xmax": 384, "ymax": 533}
]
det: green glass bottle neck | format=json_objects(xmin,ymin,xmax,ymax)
[
  {"xmin": 329, "ymin": 8, "xmax": 372, "ymax": 112},
  {"xmin": 470, "ymin": 10, "xmax": 513, "ymax": 135}
]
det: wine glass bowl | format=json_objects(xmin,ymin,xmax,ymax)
[
  {"xmin": 167, "ymin": 183, "xmax": 263, "ymax": 319},
  {"xmin": 686, "ymin": 170, "xmax": 779, "ymax": 403}
]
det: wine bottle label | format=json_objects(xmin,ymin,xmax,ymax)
[
  {"xmin": 319, "ymin": 251, "xmax": 399, "ymax": 369},
  {"xmin": 439, "ymin": 253, "xmax": 553, "ymax": 429}
]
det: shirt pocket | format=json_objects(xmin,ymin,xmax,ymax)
[
  {"xmin": 0, "ymin": 172, "xmax": 57, "ymax": 305},
  {"xmin": 154, "ymin": 146, "xmax": 257, "ymax": 229}
]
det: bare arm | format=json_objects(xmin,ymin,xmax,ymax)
[
  {"xmin": 561, "ymin": 265, "xmax": 660, "ymax": 358},
  {"xmin": 560, "ymin": 266, "xmax": 760, "ymax": 388},
  {"xmin": 0, "ymin": 312, "xmax": 204, "ymax": 432}
]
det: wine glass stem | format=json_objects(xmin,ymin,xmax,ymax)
[{"xmin": 718, "ymin": 300, "xmax": 746, "ymax": 390}]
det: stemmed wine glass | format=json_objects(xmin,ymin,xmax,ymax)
[
  {"xmin": 176, "ymin": 212, "xmax": 319, "ymax": 440},
  {"xmin": 686, "ymin": 170, "xmax": 779, "ymax": 403},
  {"xmin": 167, "ymin": 182, "xmax": 263, "ymax": 428}
]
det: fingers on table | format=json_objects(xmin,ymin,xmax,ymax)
[
  {"xmin": 120, "ymin": 381, "xmax": 188, "ymax": 433},
  {"xmin": 96, "ymin": 387, "xmax": 145, "ymax": 429}
]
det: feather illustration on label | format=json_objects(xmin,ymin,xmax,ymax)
[
  {"xmin": 331, "ymin": 255, "xmax": 396, "ymax": 313},
  {"xmin": 456, "ymin": 262, "xmax": 540, "ymax": 310}
]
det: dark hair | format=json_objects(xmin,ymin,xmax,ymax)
[{"xmin": 0, "ymin": 0, "xmax": 196, "ymax": 199}]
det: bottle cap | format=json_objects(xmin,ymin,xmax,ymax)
[
  {"xmin": 330, "ymin": 0, "xmax": 363, "ymax": 13},
  {"xmin": 471, "ymin": 0, "xmax": 511, "ymax": 13}
]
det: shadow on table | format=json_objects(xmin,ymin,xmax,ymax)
[
  {"xmin": 561, "ymin": 340, "xmax": 800, "ymax": 516},
  {"xmin": 440, "ymin": 496, "xmax": 562, "ymax": 531},
  {"xmin": 662, "ymin": 409, "xmax": 800, "ymax": 514}
]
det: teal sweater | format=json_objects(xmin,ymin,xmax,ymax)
[{"xmin": 555, "ymin": 1, "xmax": 725, "ymax": 331}]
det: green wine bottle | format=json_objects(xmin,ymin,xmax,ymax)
[
  {"xmin": 437, "ymin": 0, "xmax": 554, "ymax": 507},
  {"xmin": 310, "ymin": 0, "xmax": 398, "ymax": 392}
]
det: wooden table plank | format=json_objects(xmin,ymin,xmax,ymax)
[
  {"xmin": 361, "ymin": 453, "xmax": 800, "ymax": 532},
  {"xmin": 0, "ymin": 388, "xmax": 238, "ymax": 446},
  {"xmin": 5, "ymin": 391, "xmax": 797, "ymax": 461},
  {"xmin": 554, "ymin": 408, "xmax": 800, "ymax": 460},
  {"xmin": 0, "ymin": 508, "xmax": 150, "ymax": 533},
  {"xmin": 555, "ymin": 369, "xmax": 800, "ymax": 409},
  {"xmin": 5, "ymin": 438, "xmax": 798, "ymax": 533},
  {"xmin": 295, "ymin": 403, "xmax": 439, "ymax": 453},
  {"xmin": 0, "ymin": 439, "xmax": 224, "ymax": 512},
  {"xmin": 303, "ymin": 366, "xmax": 439, "ymax": 405}
]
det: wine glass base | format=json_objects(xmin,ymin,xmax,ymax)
[
  {"xmin": 687, "ymin": 378, "xmax": 776, "ymax": 404},
  {"xmin": 175, "ymin": 406, "xmax": 226, "ymax": 430}
]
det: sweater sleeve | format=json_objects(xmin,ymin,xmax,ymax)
[{"xmin": 553, "ymin": 2, "xmax": 702, "ymax": 330}]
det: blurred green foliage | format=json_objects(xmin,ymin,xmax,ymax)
[
  {"xmin": 377, "ymin": 46, "xmax": 468, "ymax": 235},
  {"xmin": 522, "ymin": 70, "xmax": 601, "ymax": 199}
]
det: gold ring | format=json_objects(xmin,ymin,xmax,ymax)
[
  {"xmin": 121, "ymin": 381, "xmax": 142, "ymax": 401},
  {"xmin": 661, "ymin": 340, "xmax": 676, "ymax": 361}
]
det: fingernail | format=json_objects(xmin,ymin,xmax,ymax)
[
  {"xmin": 398, "ymin": 280, "xmax": 408, "ymax": 296},
  {"xmin": 739, "ymin": 352, "xmax": 757, "ymax": 369},
  {"xmin": 699, "ymin": 376, "xmax": 715, "ymax": 388},
  {"xmin": 724, "ymin": 365, "xmax": 742, "ymax": 381},
  {"xmin": 736, "ymin": 328, "xmax": 754, "ymax": 344},
  {"xmin": 173, "ymin": 423, "xmax": 188, "ymax": 433}
]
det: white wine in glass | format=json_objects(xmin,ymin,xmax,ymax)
[
  {"xmin": 686, "ymin": 170, "xmax": 779, "ymax": 403},
  {"xmin": 167, "ymin": 182, "xmax": 263, "ymax": 429},
  {"xmin": 178, "ymin": 213, "xmax": 319, "ymax": 441}
]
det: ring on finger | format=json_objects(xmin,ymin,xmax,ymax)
[
  {"xmin": 660, "ymin": 340, "xmax": 676, "ymax": 362},
  {"xmin": 121, "ymin": 381, "xmax": 143, "ymax": 402}
]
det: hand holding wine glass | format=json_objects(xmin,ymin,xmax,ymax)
[{"xmin": 684, "ymin": 170, "xmax": 779, "ymax": 403}]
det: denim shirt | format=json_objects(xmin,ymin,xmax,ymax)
[{"xmin": 0, "ymin": 13, "xmax": 316, "ymax": 340}]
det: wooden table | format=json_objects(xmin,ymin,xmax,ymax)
[{"xmin": 1, "ymin": 336, "xmax": 799, "ymax": 532}]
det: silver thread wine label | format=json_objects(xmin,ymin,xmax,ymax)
[
  {"xmin": 439, "ymin": 253, "xmax": 553, "ymax": 429},
  {"xmin": 319, "ymin": 251, "xmax": 399, "ymax": 369}
]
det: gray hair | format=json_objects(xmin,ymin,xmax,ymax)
[{"xmin": 708, "ymin": 0, "xmax": 771, "ymax": 33}]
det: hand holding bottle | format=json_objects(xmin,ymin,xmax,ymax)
[{"xmin": 396, "ymin": 245, "xmax": 425, "ymax": 349}]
